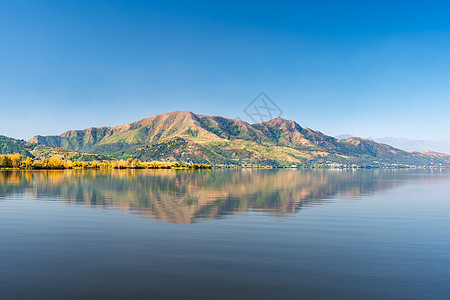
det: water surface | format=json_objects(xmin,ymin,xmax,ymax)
[{"xmin": 1, "ymin": 169, "xmax": 450, "ymax": 299}]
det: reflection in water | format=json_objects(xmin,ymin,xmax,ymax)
[{"xmin": 0, "ymin": 169, "xmax": 447, "ymax": 223}]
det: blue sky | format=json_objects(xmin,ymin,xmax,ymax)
[{"xmin": 1, "ymin": 0, "xmax": 450, "ymax": 140}]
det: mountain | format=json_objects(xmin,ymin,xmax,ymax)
[
  {"xmin": 28, "ymin": 111, "xmax": 450, "ymax": 167},
  {"xmin": 371, "ymin": 137, "xmax": 450, "ymax": 155},
  {"xmin": 336, "ymin": 134, "xmax": 450, "ymax": 155},
  {"xmin": 0, "ymin": 135, "xmax": 35, "ymax": 157}
]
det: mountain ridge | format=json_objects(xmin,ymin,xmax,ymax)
[
  {"xmin": 22, "ymin": 111, "xmax": 450, "ymax": 167},
  {"xmin": 336, "ymin": 134, "xmax": 450, "ymax": 155}
]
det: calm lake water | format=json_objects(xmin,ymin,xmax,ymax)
[{"xmin": 1, "ymin": 169, "xmax": 450, "ymax": 299}]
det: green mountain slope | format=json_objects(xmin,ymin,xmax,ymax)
[
  {"xmin": 0, "ymin": 135, "xmax": 112, "ymax": 161},
  {"xmin": 28, "ymin": 111, "xmax": 450, "ymax": 167},
  {"xmin": 0, "ymin": 135, "xmax": 35, "ymax": 157}
]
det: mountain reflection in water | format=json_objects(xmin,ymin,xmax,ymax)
[{"xmin": 0, "ymin": 169, "xmax": 446, "ymax": 223}]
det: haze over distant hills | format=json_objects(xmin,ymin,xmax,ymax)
[
  {"xmin": 336, "ymin": 135, "xmax": 450, "ymax": 155},
  {"xmin": 2, "ymin": 111, "xmax": 450, "ymax": 167}
]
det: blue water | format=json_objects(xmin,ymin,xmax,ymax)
[{"xmin": 1, "ymin": 169, "xmax": 450, "ymax": 299}]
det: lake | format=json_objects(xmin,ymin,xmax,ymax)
[{"xmin": 1, "ymin": 169, "xmax": 450, "ymax": 299}]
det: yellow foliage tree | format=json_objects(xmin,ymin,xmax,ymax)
[
  {"xmin": 11, "ymin": 153, "xmax": 22, "ymax": 168},
  {"xmin": 48, "ymin": 156, "xmax": 65, "ymax": 169},
  {"xmin": 25, "ymin": 157, "xmax": 34, "ymax": 168},
  {"xmin": 0, "ymin": 155, "xmax": 11, "ymax": 167}
]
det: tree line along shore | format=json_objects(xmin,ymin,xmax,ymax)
[{"xmin": 0, "ymin": 153, "xmax": 212, "ymax": 170}]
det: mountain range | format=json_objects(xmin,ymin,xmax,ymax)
[
  {"xmin": 336, "ymin": 135, "xmax": 450, "ymax": 155},
  {"xmin": 2, "ymin": 111, "xmax": 450, "ymax": 167}
]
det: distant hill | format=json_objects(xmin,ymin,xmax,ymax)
[
  {"xmin": 336, "ymin": 134, "xmax": 450, "ymax": 155},
  {"xmin": 28, "ymin": 111, "xmax": 450, "ymax": 167},
  {"xmin": 371, "ymin": 137, "xmax": 450, "ymax": 155}
]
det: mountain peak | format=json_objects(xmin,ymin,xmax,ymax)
[{"xmin": 257, "ymin": 117, "xmax": 301, "ymax": 130}]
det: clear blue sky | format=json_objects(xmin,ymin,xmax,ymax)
[{"xmin": 1, "ymin": 0, "xmax": 450, "ymax": 140}]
